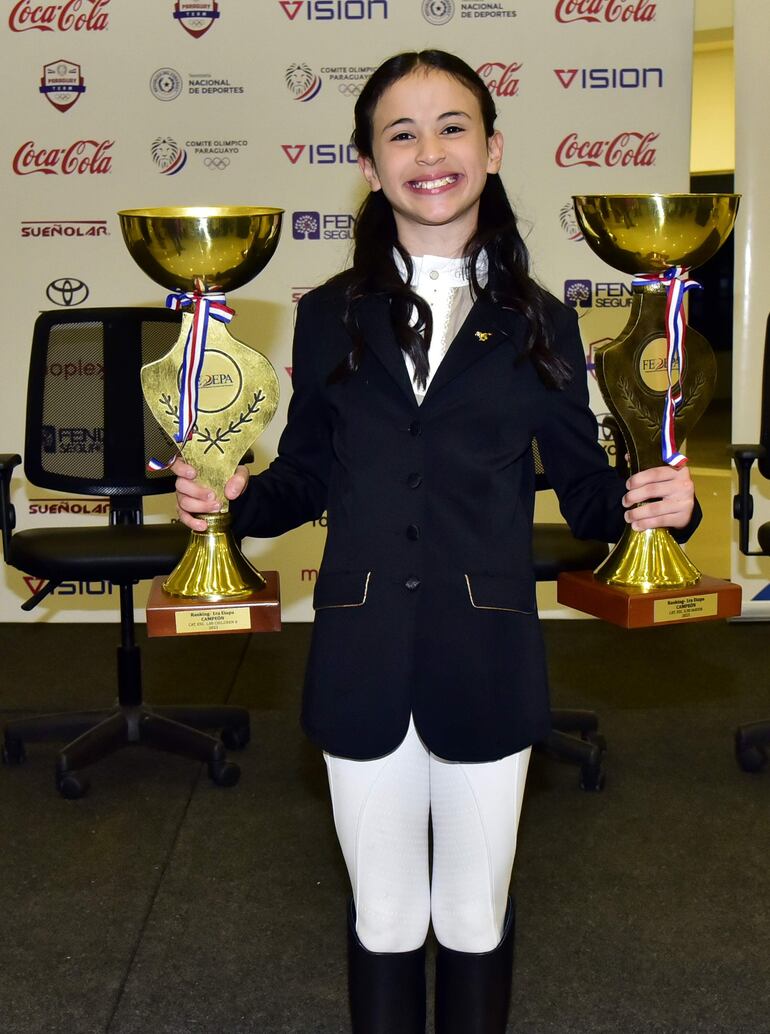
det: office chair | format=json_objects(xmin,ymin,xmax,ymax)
[
  {"xmin": 0, "ymin": 308, "xmax": 251, "ymax": 799},
  {"xmin": 731, "ymin": 313, "xmax": 770, "ymax": 773},
  {"xmin": 532, "ymin": 434, "xmax": 625, "ymax": 792}
]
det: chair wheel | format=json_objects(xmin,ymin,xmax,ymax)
[
  {"xmin": 2, "ymin": 738, "xmax": 27, "ymax": 765},
  {"xmin": 221, "ymin": 723, "xmax": 250, "ymax": 751},
  {"xmin": 209, "ymin": 759, "xmax": 240, "ymax": 787},
  {"xmin": 579, "ymin": 763, "xmax": 606, "ymax": 792},
  {"xmin": 56, "ymin": 771, "xmax": 89, "ymax": 799},
  {"xmin": 735, "ymin": 742, "xmax": 768, "ymax": 774}
]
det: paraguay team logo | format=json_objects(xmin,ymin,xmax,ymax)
[
  {"xmin": 151, "ymin": 137, "xmax": 187, "ymax": 175},
  {"xmin": 285, "ymin": 64, "xmax": 322, "ymax": 101},
  {"xmin": 173, "ymin": 0, "xmax": 219, "ymax": 37},
  {"xmin": 39, "ymin": 60, "xmax": 85, "ymax": 112}
]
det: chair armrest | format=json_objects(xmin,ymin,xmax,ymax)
[
  {"xmin": 0, "ymin": 453, "xmax": 22, "ymax": 559},
  {"xmin": 729, "ymin": 443, "xmax": 766, "ymax": 555}
]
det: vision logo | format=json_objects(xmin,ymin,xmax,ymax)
[
  {"xmin": 39, "ymin": 60, "xmax": 85, "ymax": 111},
  {"xmin": 282, "ymin": 143, "xmax": 357, "ymax": 165},
  {"xmin": 151, "ymin": 137, "xmax": 187, "ymax": 175},
  {"xmin": 22, "ymin": 576, "xmax": 115, "ymax": 596},
  {"xmin": 173, "ymin": 0, "xmax": 219, "ymax": 37},
  {"xmin": 555, "ymin": 67, "xmax": 663, "ymax": 89},
  {"xmin": 285, "ymin": 64, "xmax": 322, "ymax": 101},
  {"xmin": 279, "ymin": 0, "xmax": 388, "ymax": 19}
]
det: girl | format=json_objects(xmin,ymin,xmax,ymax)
[{"xmin": 174, "ymin": 50, "xmax": 697, "ymax": 1034}]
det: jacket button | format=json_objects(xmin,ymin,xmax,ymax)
[
  {"xmin": 409, "ymin": 420, "xmax": 421, "ymax": 437},
  {"xmin": 407, "ymin": 472, "xmax": 422, "ymax": 488},
  {"xmin": 406, "ymin": 524, "xmax": 420, "ymax": 541},
  {"xmin": 404, "ymin": 576, "xmax": 421, "ymax": 591}
]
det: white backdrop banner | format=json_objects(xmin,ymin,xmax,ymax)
[
  {"xmin": 0, "ymin": 0, "xmax": 693, "ymax": 622},
  {"xmin": 731, "ymin": 0, "xmax": 770, "ymax": 618}
]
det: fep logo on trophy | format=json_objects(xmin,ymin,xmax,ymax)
[
  {"xmin": 557, "ymin": 193, "xmax": 743, "ymax": 627},
  {"xmin": 118, "ymin": 206, "xmax": 283, "ymax": 636}
]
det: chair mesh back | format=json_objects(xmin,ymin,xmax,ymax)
[
  {"xmin": 531, "ymin": 437, "xmax": 549, "ymax": 490},
  {"xmin": 25, "ymin": 308, "xmax": 183, "ymax": 496}
]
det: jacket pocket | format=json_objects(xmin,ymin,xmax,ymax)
[
  {"xmin": 464, "ymin": 573, "xmax": 534, "ymax": 615},
  {"xmin": 313, "ymin": 570, "xmax": 372, "ymax": 610}
]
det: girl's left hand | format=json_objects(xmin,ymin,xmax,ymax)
[{"xmin": 622, "ymin": 465, "xmax": 695, "ymax": 531}]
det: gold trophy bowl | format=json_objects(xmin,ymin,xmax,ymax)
[
  {"xmin": 119, "ymin": 206, "xmax": 283, "ymax": 609},
  {"xmin": 557, "ymin": 194, "xmax": 741, "ymax": 627}
]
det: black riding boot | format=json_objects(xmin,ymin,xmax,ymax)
[
  {"xmin": 347, "ymin": 900, "xmax": 426, "ymax": 1034},
  {"xmin": 434, "ymin": 898, "xmax": 515, "ymax": 1034}
]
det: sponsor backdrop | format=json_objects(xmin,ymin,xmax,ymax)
[
  {"xmin": 1, "ymin": 0, "xmax": 693, "ymax": 622},
  {"xmin": 732, "ymin": 0, "xmax": 770, "ymax": 616}
]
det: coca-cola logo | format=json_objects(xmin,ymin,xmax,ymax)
[
  {"xmin": 555, "ymin": 0, "xmax": 655, "ymax": 23},
  {"xmin": 555, "ymin": 131, "xmax": 658, "ymax": 168},
  {"xmin": 9, "ymin": 0, "xmax": 109, "ymax": 32},
  {"xmin": 12, "ymin": 140, "xmax": 113, "ymax": 176},
  {"xmin": 476, "ymin": 62, "xmax": 521, "ymax": 98}
]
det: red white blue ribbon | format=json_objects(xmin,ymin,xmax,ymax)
[
  {"xmin": 147, "ymin": 290, "xmax": 234, "ymax": 472},
  {"xmin": 631, "ymin": 265, "xmax": 701, "ymax": 469}
]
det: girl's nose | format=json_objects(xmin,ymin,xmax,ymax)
[{"xmin": 416, "ymin": 138, "xmax": 446, "ymax": 165}]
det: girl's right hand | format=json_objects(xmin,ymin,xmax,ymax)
[{"xmin": 171, "ymin": 458, "xmax": 250, "ymax": 532}]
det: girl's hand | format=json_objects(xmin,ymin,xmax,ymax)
[
  {"xmin": 622, "ymin": 465, "xmax": 695, "ymax": 531},
  {"xmin": 171, "ymin": 458, "xmax": 250, "ymax": 532}
]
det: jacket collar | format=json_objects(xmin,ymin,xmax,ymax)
[{"xmin": 354, "ymin": 291, "xmax": 528, "ymax": 407}]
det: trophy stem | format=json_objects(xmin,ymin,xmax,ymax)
[
  {"xmin": 594, "ymin": 525, "xmax": 701, "ymax": 591},
  {"xmin": 163, "ymin": 512, "xmax": 266, "ymax": 601}
]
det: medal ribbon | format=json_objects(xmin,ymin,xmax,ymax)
[
  {"xmin": 631, "ymin": 265, "xmax": 700, "ymax": 469},
  {"xmin": 147, "ymin": 290, "xmax": 234, "ymax": 472}
]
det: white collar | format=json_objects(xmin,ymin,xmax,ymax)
[{"xmin": 393, "ymin": 249, "xmax": 488, "ymax": 287}]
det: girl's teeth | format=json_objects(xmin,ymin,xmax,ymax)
[{"xmin": 413, "ymin": 176, "xmax": 457, "ymax": 189}]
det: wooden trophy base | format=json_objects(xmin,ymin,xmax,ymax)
[
  {"xmin": 146, "ymin": 571, "xmax": 281, "ymax": 637},
  {"xmin": 557, "ymin": 570, "xmax": 742, "ymax": 629}
]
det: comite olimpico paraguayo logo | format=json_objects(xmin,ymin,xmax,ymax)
[
  {"xmin": 151, "ymin": 137, "xmax": 187, "ymax": 175},
  {"xmin": 285, "ymin": 64, "xmax": 322, "ymax": 101},
  {"xmin": 39, "ymin": 60, "xmax": 85, "ymax": 112}
]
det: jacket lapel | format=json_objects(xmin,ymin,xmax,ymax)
[
  {"xmin": 422, "ymin": 294, "xmax": 528, "ymax": 403},
  {"xmin": 355, "ymin": 295, "xmax": 419, "ymax": 406}
]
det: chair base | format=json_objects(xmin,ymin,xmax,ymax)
[
  {"xmin": 735, "ymin": 720, "xmax": 770, "ymax": 773},
  {"xmin": 2, "ymin": 703, "xmax": 250, "ymax": 798},
  {"xmin": 535, "ymin": 708, "xmax": 607, "ymax": 791}
]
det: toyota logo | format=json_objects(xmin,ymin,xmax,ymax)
[{"xmin": 46, "ymin": 278, "xmax": 90, "ymax": 306}]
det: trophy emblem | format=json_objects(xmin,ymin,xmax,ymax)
[
  {"xmin": 557, "ymin": 194, "xmax": 743, "ymax": 627},
  {"xmin": 119, "ymin": 206, "xmax": 283, "ymax": 633}
]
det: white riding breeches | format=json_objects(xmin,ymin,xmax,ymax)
[{"xmin": 324, "ymin": 716, "xmax": 530, "ymax": 954}]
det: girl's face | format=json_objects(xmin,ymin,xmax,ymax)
[{"xmin": 358, "ymin": 68, "xmax": 503, "ymax": 256}]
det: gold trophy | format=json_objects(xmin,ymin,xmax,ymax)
[
  {"xmin": 119, "ymin": 206, "xmax": 283, "ymax": 636},
  {"xmin": 557, "ymin": 194, "xmax": 742, "ymax": 627}
]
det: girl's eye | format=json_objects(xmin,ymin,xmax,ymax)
[
  {"xmin": 442, "ymin": 125, "xmax": 464, "ymax": 135},
  {"xmin": 390, "ymin": 131, "xmax": 414, "ymax": 142}
]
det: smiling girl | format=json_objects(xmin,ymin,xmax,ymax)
[{"xmin": 174, "ymin": 50, "xmax": 697, "ymax": 1034}]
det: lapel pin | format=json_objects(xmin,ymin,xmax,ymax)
[{"xmin": 475, "ymin": 331, "xmax": 493, "ymax": 341}]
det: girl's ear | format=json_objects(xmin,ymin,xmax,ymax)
[
  {"xmin": 486, "ymin": 131, "xmax": 504, "ymax": 174},
  {"xmin": 358, "ymin": 154, "xmax": 382, "ymax": 192}
]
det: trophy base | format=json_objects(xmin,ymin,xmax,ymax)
[
  {"xmin": 146, "ymin": 571, "xmax": 281, "ymax": 638},
  {"xmin": 557, "ymin": 570, "xmax": 742, "ymax": 629},
  {"xmin": 164, "ymin": 512, "xmax": 265, "ymax": 600},
  {"xmin": 594, "ymin": 527, "xmax": 700, "ymax": 590}
]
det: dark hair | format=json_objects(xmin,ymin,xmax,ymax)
[{"xmin": 330, "ymin": 49, "xmax": 571, "ymax": 390}]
